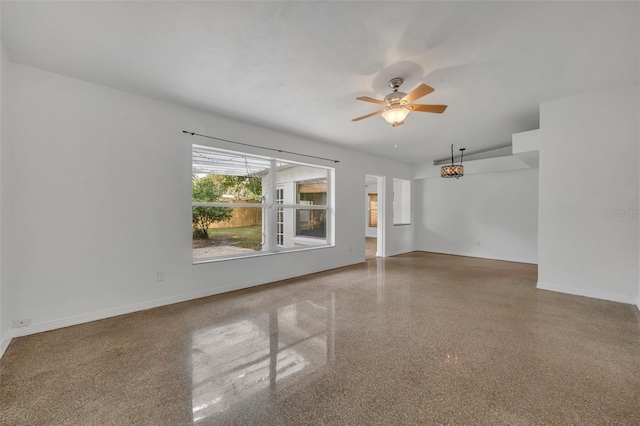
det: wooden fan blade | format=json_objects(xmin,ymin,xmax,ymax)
[
  {"xmin": 352, "ymin": 109, "xmax": 385, "ymax": 122},
  {"xmin": 408, "ymin": 104, "xmax": 448, "ymax": 113},
  {"xmin": 356, "ymin": 96, "xmax": 387, "ymax": 105},
  {"xmin": 402, "ymin": 84, "xmax": 435, "ymax": 103}
]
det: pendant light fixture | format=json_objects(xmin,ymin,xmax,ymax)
[{"xmin": 441, "ymin": 144, "xmax": 465, "ymax": 179}]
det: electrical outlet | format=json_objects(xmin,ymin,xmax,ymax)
[
  {"xmin": 157, "ymin": 272, "xmax": 165, "ymax": 282},
  {"xmin": 11, "ymin": 318, "xmax": 32, "ymax": 328}
]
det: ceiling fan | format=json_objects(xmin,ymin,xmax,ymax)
[{"xmin": 352, "ymin": 78, "xmax": 447, "ymax": 127}]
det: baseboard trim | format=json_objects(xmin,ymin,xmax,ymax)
[
  {"xmin": 0, "ymin": 336, "xmax": 12, "ymax": 360},
  {"xmin": 415, "ymin": 249, "xmax": 538, "ymax": 265},
  {"xmin": 537, "ymin": 281, "xmax": 635, "ymax": 305},
  {"xmin": 383, "ymin": 249, "xmax": 416, "ymax": 258},
  {"xmin": 8, "ymin": 259, "xmax": 361, "ymax": 340}
]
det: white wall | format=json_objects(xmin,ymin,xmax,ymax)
[
  {"xmin": 0, "ymin": 36, "xmax": 7, "ymax": 354},
  {"xmin": 383, "ymin": 175, "xmax": 415, "ymax": 257},
  {"xmin": 2, "ymin": 62, "xmax": 415, "ymax": 338},
  {"xmin": 538, "ymin": 86, "xmax": 640, "ymax": 304},
  {"xmin": 414, "ymin": 168, "xmax": 539, "ymax": 264},
  {"xmin": 393, "ymin": 179, "xmax": 411, "ymax": 225}
]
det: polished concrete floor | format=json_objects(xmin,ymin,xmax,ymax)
[{"xmin": 2, "ymin": 252, "xmax": 640, "ymax": 425}]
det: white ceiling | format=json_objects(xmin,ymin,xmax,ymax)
[{"xmin": 2, "ymin": 1, "xmax": 638, "ymax": 164}]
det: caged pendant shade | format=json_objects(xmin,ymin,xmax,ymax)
[{"xmin": 441, "ymin": 144, "xmax": 465, "ymax": 179}]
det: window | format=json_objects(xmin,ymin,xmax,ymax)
[
  {"xmin": 192, "ymin": 145, "xmax": 334, "ymax": 262},
  {"xmin": 368, "ymin": 193, "xmax": 378, "ymax": 227},
  {"xmin": 274, "ymin": 165, "xmax": 330, "ymax": 248},
  {"xmin": 296, "ymin": 180, "xmax": 327, "ymax": 238},
  {"xmin": 393, "ymin": 179, "xmax": 411, "ymax": 225}
]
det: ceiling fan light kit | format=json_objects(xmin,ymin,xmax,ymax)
[
  {"xmin": 352, "ymin": 77, "xmax": 447, "ymax": 127},
  {"xmin": 441, "ymin": 144, "xmax": 465, "ymax": 179},
  {"xmin": 381, "ymin": 105, "xmax": 410, "ymax": 127}
]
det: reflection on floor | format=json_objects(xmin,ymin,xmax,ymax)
[
  {"xmin": 191, "ymin": 296, "xmax": 334, "ymax": 421},
  {"xmin": 2, "ymin": 252, "xmax": 640, "ymax": 424},
  {"xmin": 365, "ymin": 237, "xmax": 377, "ymax": 259}
]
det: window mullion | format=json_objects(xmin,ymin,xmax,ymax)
[{"xmin": 265, "ymin": 159, "xmax": 278, "ymax": 252}]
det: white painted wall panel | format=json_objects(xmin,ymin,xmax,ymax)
[
  {"xmin": 0, "ymin": 37, "xmax": 6, "ymax": 351},
  {"xmin": 2, "ymin": 63, "xmax": 415, "ymax": 335},
  {"xmin": 538, "ymin": 86, "xmax": 640, "ymax": 304},
  {"xmin": 414, "ymin": 168, "xmax": 539, "ymax": 264}
]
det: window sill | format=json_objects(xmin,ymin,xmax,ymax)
[
  {"xmin": 192, "ymin": 244, "xmax": 334, "ymax": 265},
  {"xmin": 292, "ymin": 236, "xmax": 327, "ymax": 246}
]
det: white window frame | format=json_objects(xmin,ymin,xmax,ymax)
[
  {"xmin": 276, "ymin": 187, "xmax": 284, "ymax": 246},
  {"xmin": 192, "ymin": 145, "xmax": 334, "ymax": 263}
]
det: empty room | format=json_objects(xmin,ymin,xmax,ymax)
[{"xmin": 1, "ymin": 1, "xmax": 639, "ymax": 424}]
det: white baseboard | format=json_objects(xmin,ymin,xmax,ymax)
[
  {"xmin": 415, "ymin": 249, "xmax": 538, "ymax": 265},
  {"xmin": 384, "ymin": 249, "xmax": 416, "ymax": 258},
  {"xmin": 0, "ymin": 336, "xmax": 11, "ymax": 360},
  {"xmin": 537, "ymin": 281, "xmax": 635, "ymax": 305},
  {"xmin": 7, "ymin": 258, "xmax": 361, "ymax": 340}
]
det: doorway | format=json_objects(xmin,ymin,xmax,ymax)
[{"xmin": 365, "ymin": 175, "xmax": 384, "ymax": 259}]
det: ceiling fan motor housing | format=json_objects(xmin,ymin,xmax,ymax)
[
  {"xmin": 385, "ymin": 77, "xmax": 407, "ymax": 104},
  {"xmin": 384, "ymin": 92, "xmax": 407, "ymax": 104}
]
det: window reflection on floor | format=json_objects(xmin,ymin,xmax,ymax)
[{"xmin": 191, "ymin": 294, "xmax": 335, "ymax": 422}]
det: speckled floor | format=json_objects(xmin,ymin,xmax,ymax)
[{"xmin": 2, "ymin": 252, "xmax": 639, "ymax": 425}]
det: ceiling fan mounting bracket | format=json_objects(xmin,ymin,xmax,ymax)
[{"xmin": 388, "ymin": 77, "xmax": 404, "ymax": 91}]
